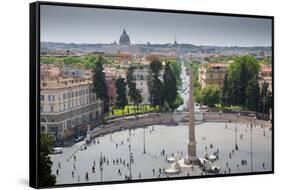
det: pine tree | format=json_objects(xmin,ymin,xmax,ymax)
[
  {"xmin": 222, "ymin": 72, "xmax": 229, "ymax": 104},
  {"xmin": 163, "ymin": 62, "xmax": 177, "ymax": 110},
  {"xmin": 259, "ymin": 81, "xmax": 272, "ymax": 114},
  {"xmin": 92, "ymin": 55, "xmax": 108, "ymax": 113},
  {"xmin": 148, "ymin": 59, "xmax": 164, "ymax": 109},
  {"xmin": 115, "ymin": 77, "xmax": 128, "ymax": 116},
  {"xmin": 126, "ymin": 66, "xmax": 143, "ymax": 114},
  {"xmin": 245, "ymin": 75, "xmax": 260, "ymax": 111},
  {"xmin": 126, "ymin": 65, "xmax": 136, "ymax": 99}
]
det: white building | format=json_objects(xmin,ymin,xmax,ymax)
[{"xmin": 40, "ymin": 76, "xmax": 102, "ymax": 140}]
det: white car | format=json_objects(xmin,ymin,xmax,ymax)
[{"xmin": 53, "ymin": 147, "xmax": 63, "ymax": 154}]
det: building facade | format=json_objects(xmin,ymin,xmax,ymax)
[
  {"xmin": 40, "ymin": 76, "xmax": 102, "ymax": 140},
  {"xmin": 198, "ymin": 62, "xmax": 228, "ymax": 88}
]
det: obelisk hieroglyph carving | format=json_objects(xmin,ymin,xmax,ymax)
[{"xmin": 187, "ymin": 59, "xmax": 198, "ymax": 164}]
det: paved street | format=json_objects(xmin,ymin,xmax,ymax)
[{"xmin": 51, "ymin": 122, "xmax": 272, "ymax": 184}]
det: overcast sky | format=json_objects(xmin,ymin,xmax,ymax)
[{"xmin": 40, "ymin": 5, "xmax": 272, "ymax": 46}]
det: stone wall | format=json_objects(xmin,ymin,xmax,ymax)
[
  {"xmin": 86, "ymin": 111, "xmax": 272, "ymax": 140},
  {"xmin": 90, "ymin": 113, "xmax": 174, "ymax": 139},
  {"xmin": 202, "ymin": 112, "xmax": 272, "ymax": 128}
]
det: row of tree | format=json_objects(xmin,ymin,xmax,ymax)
[
  {"xmin": 114, "ymin": 66, "xmax": 143, "ymax": 115},
  {"xmin": 147, "ymin": 59, "xmax": 182, "ymax": 111},
  {"xmin": 92, "ymin": 56, "xmax": 182, "ymax": 116},
  {"xmin": 115, "ymin": 59, "xmax": 181, "ymax": 115},
  {"xmin": 222, "ymin": 56, "xmax": 272, "ymax": 114},
  {"xmin": 193, "ymin": 55, "xmax": 272, "ymax": 114}
]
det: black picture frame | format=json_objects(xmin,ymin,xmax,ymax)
[{"xmin": 30, "ymin": 1, "xmax": 274, "ymax": 188}]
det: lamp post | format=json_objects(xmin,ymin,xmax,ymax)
[
  {"xmin": 263, "ymin": 83, "xmax": 267, "ymax": 136},
  {"xmin": 250, "ymin": 117, "xmax": 256, "ymax": 173},
  {"xmin": 100, "ymin": 151, "xmax": 103, "ymax": 181},
  {"xmin": 128, "ymin": 129, "xmax": 132, "ymax": 180},
  {"xmin": 143, "ymin": 127, "xmax": 146, "ymax": 154},
  {"xmin": 235, "ymin": 113, "xmax": 240, "ymax": 150}
]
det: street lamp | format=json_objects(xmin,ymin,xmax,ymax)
[
  {"xmin": 235, "ymin": 113, "xmax": 240, "ymax": 150},
  {"xmin": 128, "ymin": 129, "xmax": 132, "ymax": 180},
  {"xmin": 143, "ymin": 127, "xmax": 146, "ymax": 154},
  {"xmin": 99, "ymin": 151, "xmax": 103, "ymax": 181},
  {"xmin": 263, "ymin": 84, "xmax": 267, "ymax": 136},
  {"xmin": 250, "ymin": 116, "xmax": 256, "ymax": 173}
]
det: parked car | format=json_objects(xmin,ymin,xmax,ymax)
[
  {"xmin": 53, "ymin": 147, "xmax": 63, "ymax": 154},
  {"xmin": 75, "ymin": 135, "xmax": 85, "ymax": 142}
]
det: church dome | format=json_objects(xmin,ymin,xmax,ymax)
[{"xmin": 119, "ymin": 29, "xmax": 131, "ymax": 45}]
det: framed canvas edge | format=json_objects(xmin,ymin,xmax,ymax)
[{"xmin": 29, "ymin": 1, "xmax": 275, "ymax": 189}]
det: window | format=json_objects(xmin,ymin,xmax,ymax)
[
  {"xmin": 67, "ymin": 92, "xmax": 70, "ymax": 99},
  {"xmin": 40, "ymin": 106, "xmax": 43, "ymax": 112},
  {"xmin": 63, "ymin": 93, "xmax": 66, "ymax": 100},
  {"xmin": 75, "ymin": 91, "xmax": 78, "ymax": 97},
  {"xmin": 67, "ymin": 120, "xmax": 71, "ymax": 128},
  {"xmin": 50, "ymin": 106, "xmax": 54, "ymax": 112},
  {"xmin": 210, "ymin": 74, "xmax": 213, "ymax": 78},
  {"xmin": 40, "ymin": 95, "xmax": 44, "ymax": 101},
  {"xmin": 48, "ymin": 95, "xmax": 55, "ymax": 101}
]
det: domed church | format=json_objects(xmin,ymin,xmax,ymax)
[{"xmin": 119, "ymin": 29, "xmax": 131, "ymax": 45}]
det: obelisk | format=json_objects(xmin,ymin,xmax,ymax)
[{"xmin": 187, "ymin": 59, "xmax": 198, "ymax": 164}]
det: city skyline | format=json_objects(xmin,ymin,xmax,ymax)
[{"xmin": 41, "ymin": 5, "xmax": 272, "ymax": 47}]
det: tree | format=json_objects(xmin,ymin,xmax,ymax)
[
  {"xmin": 115, "ymin": 77, "xmax": 128, "ymax": 116},
  {"xmin": 201, "ymin": 85, "xmax": 221, "ymax": 107},
  {"xmin": 132, "ymin": 86, "xmax": 143, "ymax": 114},
  {"xmin": 148, "ymin": 59, "xmax": 164, "ymax": 109},
  {"xmin": 40, "ymin": 133, "xmax": 56, "ymax": 186},
  {"xmin": 171, "ymin": 94, "xmax": 184, "ymax": 110},
  {"xmin": 222, "ymin": 72, "xmax": 229, "ymax": 104},
  {"xmin": 149, "ymin": 59, "xmax": 162, "ymax": 75},
  {"xmin": 245, "ymin": 75, "xmax": 260, "ymax": 111},
  {"xmin": 163, "ymin": 62, "xmax": 178, "ymax": 110},
  {"xmin": 224, "ymin": 55, "xmax": 260, "ymax": 106},
  {"xmin": 126, "ymin": 66, "xmax": 143, "ymax": 114},
  {"xmin": 126, "ymin": 65, "xmax": 136, "ymax": 100},
  {"xmin": 92, "ymin": 55, "xmax": 109, "ymax": 113},
  {"xmin": 259, "ymin": 81, "xmax": 272, "ymax": 115},
  {"xmin": 237, "ymin": 61, "xmax": 248, "ymax": 105},
  {"xmin": 194, "ymin": 87, "xmax": 202, "ymax": 104},
  {"xmin": 169, "ymin": 59, "xmax": 182, "ymax": 87}
]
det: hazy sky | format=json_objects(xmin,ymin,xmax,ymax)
[{"xmin": 40, "ymin": 5, "xmax": 272, "ymax": 46}]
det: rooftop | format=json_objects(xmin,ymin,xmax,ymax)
[{"xmin": 41, "ymin": 77, "xmax": 92, "ymax": 90}]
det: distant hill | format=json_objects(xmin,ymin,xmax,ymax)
[{"xmin": 41, "ymin": 41, "xmax": 271, "ymax": 54}]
